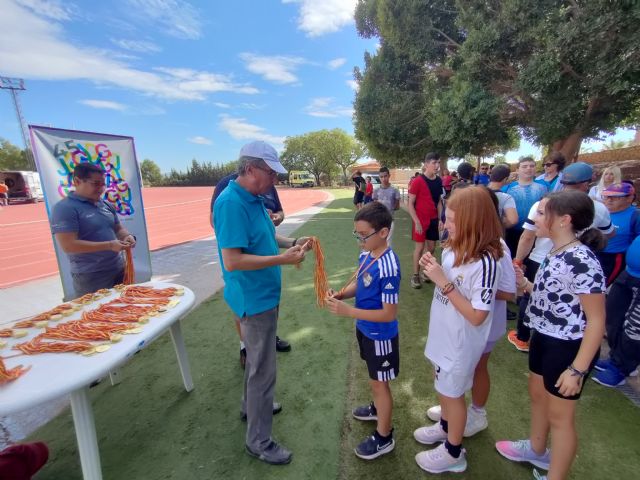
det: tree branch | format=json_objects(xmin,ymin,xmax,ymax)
[{"xmin": 431, "ymin": 28, "xmax": 461, "ymax": 49}]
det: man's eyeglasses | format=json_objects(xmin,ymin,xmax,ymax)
[
  {"xmin": 353, "ymin": 230, "xmax": 379, "ymax": 242},
  {"xmin": 253, "ymin": 165, "xmax": 278, "ymax": 177},
  {"xmin": 543, "ymin": 163, "xmax": 556, "ymax": 167},
  {"xmin": 83, "ymin": 179, "xmax": 106, "ymax": 187}
]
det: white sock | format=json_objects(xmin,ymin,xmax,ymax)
[
  {"xmin": 470, "ymin": 404, "xmax": 486, "ymax": 414},
  {"xmin": 240, "ymin": 341, "xmax": 245, "ymax": 350}
]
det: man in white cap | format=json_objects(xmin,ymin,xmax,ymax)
[{"xmin": 213, "ymin": 141, "xmax": 310, "ymax": 465}]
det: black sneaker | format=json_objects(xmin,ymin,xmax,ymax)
[
  {"xmin": 241, "ymin": 402, "xmax": 282, "ymax": 421},
  {"xmin": 276, "ymin": 336, "xmax": 291, "ymax": 352},
  {"xmin": 355, "ymin": 430, "xmax": 395, "ymax": 460},
  {"xmin": 352, "ymin": 402, "xmax": 377, "ymax": 421},
  {"xmin": 240, "ymin": 347, "xmax": 247, "ymax": 369},
  {"xmin": 246, "ymin": 440, "xmax": 292, "ymax": 465}
]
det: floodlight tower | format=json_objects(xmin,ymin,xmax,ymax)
[{"xmin": 0, "ymin": 76, "xmax": 35, "ymax": 170}]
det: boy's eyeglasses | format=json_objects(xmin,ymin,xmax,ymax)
[
  {"xmin": 543, "ymin": 163, "xmax": 555, "ymax": 167},
  {"xmin": 83, "ymin": 180, "xmax": 106, "ymax": 187},
  {"xmin": 353, "ymin": 230, "xmax": 379, "ymax": 242}
]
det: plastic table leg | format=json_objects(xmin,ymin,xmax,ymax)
[
  {"xmin": 70, "ymin": 387, "xmax": 102, "ymax": 480},
  {"xmin": 169, "ymin": 321, "xmax": 194, "ymax": 392}
]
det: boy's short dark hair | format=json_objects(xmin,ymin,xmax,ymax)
[
  {"xmin": 518, "ymin": 156, "xmax": 535, "ymax": 166},
  {"xmin": 490, "ymin": 164, "xmax": 511, "ymax": 182},
  {"xmin": 379, "ymin": 166, "xmax": 390, "ymax": 174},
  {"xmin": 425, "ymin": 152, "xmax": 440, "ymax": 162},
  {"xmin": 73, "ymin": 163, "xmax": 104, "ymax": 180},
  {"xmin": 354, "ymin": 201, "xmax": 392, "ymax": 231},
  {"xmin": 457, "ymin": 162, "xmax": 474, "ymax": 181}
]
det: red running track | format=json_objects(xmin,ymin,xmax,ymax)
[{"xmin": 0, "ymin": 187, "xmax": 329, "ymax": 288}]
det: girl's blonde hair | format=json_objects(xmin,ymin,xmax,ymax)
[
  {"xmin": 596, "ymin": 166, "xmax": 622, "ymax": 193},
  {"xmin": 445, "ymin": 186, "xmax": 504, "ymax": 266}
]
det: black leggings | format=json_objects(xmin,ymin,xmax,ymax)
[{"xmin": 516, "ymin": 258, "xmax": 541, "ymax": 342}]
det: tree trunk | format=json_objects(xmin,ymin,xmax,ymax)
[{"xmin": 551, "ymin": 131, "xmax": 583, "ymax": 163}]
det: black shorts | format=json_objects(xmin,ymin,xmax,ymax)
[
  {"xmin": 425, "ymin": 218, "xmax": 439, "ymax": 241},
  {"xmin": 357, "ymin": 329, "xmax": 399, "ymax": 382},
  {"xmin": 529, "ymin": 330, "xmax": 598, "ymax": 400},
  {"xmin": 353, "ymin": 191, "xmax": 364, "ymax": 204}
]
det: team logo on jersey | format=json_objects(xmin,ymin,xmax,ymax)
[
  {"xmin": 481, "ymin": 288, "xmax": 493, "ymax": 304},
  {"xmin": 384, "ymin": 282, "xmax": 394, "ymax": 290},
  {"xmin": 455, "ymin": 275, "xmax": 464, "ymax": 287},
  {"xmin": 363, "ymin": 272, "xmax": 373, "ymax": 287}
]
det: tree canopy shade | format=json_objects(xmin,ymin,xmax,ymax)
[
  {"xmin": 140, "ymin": 159, "xmax": 163, "ymax": 186},
  {"xmin": 353, "ymin": 0, "xmax": 640, "ymax": 164},
  {"xmin": 281, "ymin": 129, "xmax": 365, "ymax": 185}
]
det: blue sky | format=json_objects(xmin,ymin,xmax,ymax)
[{"xmin": 0, "ymin": 0, "xmax": 635, "ymax": 173}]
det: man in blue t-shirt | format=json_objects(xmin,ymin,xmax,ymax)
[
  {"xmin": 51, "ymin": 163, "xmax": 136, "ymax": 299},
  {"xmin": 211, "ymin": 173, "xmax": 291, "ymax": 365},
  {"xmin": 214, "ymin": 141, "xmax": 310, "ymax": 465}
]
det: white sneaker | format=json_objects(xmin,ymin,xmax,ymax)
[
  {"xmin": 426, "ymin": 405, "xmax": 442, "ymax": 422},
  {"xmin": 414, "ymin": 422, "xmax": 447, "ymax": 445},
  {"xmin": 464, "ymin": 406, "xmax": 488, "ymax": 437},
  {"xmin": 425, "ymin": 405, "xmax": 488, "ymax": 437},
  {"xmin": 415, "ymin": 443, "xmax": 467, "ymax": 473}
]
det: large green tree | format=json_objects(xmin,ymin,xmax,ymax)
[
  {"xmin": 281, "ymin": 130, "xmax": 363, "ymax": 185},
  {"xmin": 354, "ymin": 0, "xmax": 640, "ymax": 163},
  {"xmin": 0, "ymin": 138, "xmax": 29, "ymax": 170},
  {"xmin": 140, "ymin": 158, "xmax": 163, "ymax": 186}
]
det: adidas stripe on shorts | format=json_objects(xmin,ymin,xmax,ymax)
[{"xmin": 356, "ymin": 329, "xmax": 400, "ymax": 382}]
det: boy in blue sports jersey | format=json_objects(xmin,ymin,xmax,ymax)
[{"xmin": 326, "ymin": 202, "xmax": 401, "ymax": 460}]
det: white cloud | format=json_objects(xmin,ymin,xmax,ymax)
[
  {"xmin": 283, "ymin": 0, "xmax": 357, "ymax": 37},
  {"xmin": 16, "ymin": 0, "xmax": 75, "ymax": 21},
  {"xmin": 111, "ymin": 38, "xmax": 161, "ymax": 54},
  {"xmin": 240, "ymin": 53, "xmax": 306, "ymax": 84},
  {"xmin": 79, "ymin": 99, "xmax": 127, "ymax": 111},
  {"xmin": 213, "ymin": 102, "xmax": 231, "ymax": 108},
  {"xmin": 126, "ymin": 0, "xmax": 202, "ymax": 40},
  {"xmin": 346, "ymin": 79, "xmax": 359, "ymax": 91},
  {"xmin": 218, "ymin": 114, "xmax": 285, "ymax": 147},
  {"xmin": 328, "ymin": 58, "xmax": 346, "ymax": 70},
  {"xmin": 188, "ymin": 136, "xmax": 212, "ymax": 145},
  {"xmin": 0, "ymin": 2, "xmax": 258, "ymax": 101},
  {"xmin": 304, "ymin": 97, "xmax": 353, "ymax": 118}
]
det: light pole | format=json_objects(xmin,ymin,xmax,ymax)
[{"xmin": 0, "ymin": 76, "xmax": 35, "ymax": 170}]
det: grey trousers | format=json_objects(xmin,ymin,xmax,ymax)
[
  {"xmin": 238, "ymin": 306, "xmax": 278, "ymax": 452},
  {"xmin": 71, "ymin": 268, "xmax": 124, "ymax": 298}
]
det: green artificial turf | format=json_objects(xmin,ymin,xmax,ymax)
[{"xmin": 30, "ymin": 189, "xmax": 640, "ymax": 479}]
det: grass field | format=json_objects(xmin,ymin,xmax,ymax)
[{"xmin": 30, "ymin": 189, "xmax": 640, "ymax": 479}]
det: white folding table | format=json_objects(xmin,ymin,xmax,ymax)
[{"xmin": 0, "ymin": 282, "xmax": 195, "ymax": 480}]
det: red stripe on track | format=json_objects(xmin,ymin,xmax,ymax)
[{"xmin": 0, "ymin": 186, "xmax": 328, "ymax": 288}]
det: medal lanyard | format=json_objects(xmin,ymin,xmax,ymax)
[{"xmin": 338, "ymin": 248, "xmax": 388, "ymax": 296}]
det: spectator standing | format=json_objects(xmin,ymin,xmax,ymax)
[
  {"xmin": 407, "ymin": 152, "xmax": 444, "ymax": 288},
  {"xmin": 441, "ymin": 169, "xmax": 453, "ymax": 197},
  {"xmin": 364, "ymin": 176, "xmax": 374, "ymax": 204},
  {"xmin": 535, "ymin": 152, "xmax": 566, "ymax": 192},
  {"xmin": 589, "ymin": 166, "xmax": 622, "ymax": 203},
  {"xmin": 473, "ymin": 163, "xmax": 490, "ymax": 186},
  {"xmin": 598, "ymin": 182, "xmax": 640, "ymax": 286},
  {"xmin": 0, "ymin": 179, "xmax": 8, "ymax": 206},
  {"xmin": 502, "ymin": 157, "xmax": 548, "ymax": 257},
  {"xmin": 593, "ymin": 235, "xmax": 640, "ymax": 387},
  {"xmin": 508, "ymin": 162, "xmax": 614, "ymax": 352},
  {"xmin": 352, "ymin": 170, "xmax": 366, "ymax": 210},
  {"xmin": 452, "ymin": 162, "xmax": 474, "ymax": 192},
  {"xmin": 487, "ymin": 165, "xmax": 518, "ymax": 229},
  {"xmin": 372, "ymin": 166, "xmax": 400, "ymax": 245},
  {"xmin": 497, "ymin": 190, "xmax": 606, "ymax": 480}
]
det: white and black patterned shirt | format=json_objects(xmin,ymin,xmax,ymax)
[{"xmin": 526, "ymin": 244, "xmax": 605, "ymax": 340}]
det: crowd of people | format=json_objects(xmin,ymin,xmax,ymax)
[{"xmin": 344, "ymin": 152, "xmax": 638, "ymax": 479}]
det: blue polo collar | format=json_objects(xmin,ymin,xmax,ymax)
[{"xmin": 228, "ymin": 178, "xmax": 262, "ymax": 204}]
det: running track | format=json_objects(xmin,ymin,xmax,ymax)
[{"xmin": 0, "ymin": 187, "xmax": 329, "ymax": 288}]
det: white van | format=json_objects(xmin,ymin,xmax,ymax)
[{"xmin": 0, "ymin": 171, "xmax": 44, "ymax": 203}]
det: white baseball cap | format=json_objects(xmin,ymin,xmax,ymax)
[{"xmin": 239, "ymin": 141, "xmax": 287, "ymax": 174}]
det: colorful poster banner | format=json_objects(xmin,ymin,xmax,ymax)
[{"xmin": 29, "ymin": 126, "xmax": 152, "ymax": 300}]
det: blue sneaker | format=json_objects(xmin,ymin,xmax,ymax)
[
  {"xmin": 595, "ymin": 358, "xmax": 613, "ymax": 372},
  {"xmin": 355, "ymin": 430, "xmax": 395, "ymax": 460},
  {"xmin": 495, "ymin": 439, "xmax": 550, "ymax": 470},
  {"xmin": 592, "ymin": 366, "xmax": 626, "ymax": 387},
  {"xmin": 533, "ymin": 468, "xmax": 547, "ymax": 480}
]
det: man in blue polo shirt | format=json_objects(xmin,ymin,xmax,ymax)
[
  {"xmin": 51, "ymin": 163, "xmax": 135, "ymax": 298},
  {"xmin": 214, "ymin": 141, "xmax": 308, "ymax": 465}
]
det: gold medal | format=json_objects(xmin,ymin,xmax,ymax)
[
  {"xmin": 95, "ymin": 345, "xmax": 111, "ymax": 353},
  {"xmin": 81, "ymin": 348, "xmax": 97, "ymax": 356}
]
